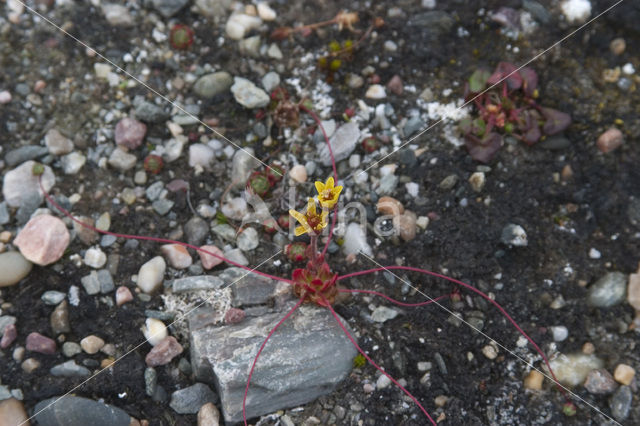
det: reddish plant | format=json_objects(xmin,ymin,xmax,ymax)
[
  {"xmin": 143, "ymin": 154, "xmax": 163, "ymax": 174},
  {"xmin": 460, "ymin": 62, "xmax": 571, "ymax": 162},
  {"xmin": 169, "ymin": 24, "xmax": 194, "ymax": 50}
]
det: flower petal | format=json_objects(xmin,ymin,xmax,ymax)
[
  {"xmin": 325, "ymin": 176, "xmax": 335, "ymax": 189},
  {"xmin": 315, "ymin": 181, "xmax": 325, "ymax": 194},
  {"xmin": 306, "ymin": 198, "xmax": 317, "ymax": 216},
  {"xmin": 294, "ymin": 225, "xmax": 307, "ymax": 236}
]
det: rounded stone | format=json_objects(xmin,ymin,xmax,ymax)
[
  {"xmin": 80, "ymin": 335, "xmax": 105, "ymax": 354},
  {"xmin": 0, "ymin": 252, "xmax": 32, "ymax": 287},
  {"xmin": 14, "ymin": 214, "xmax": 70, "ymax": 266}
]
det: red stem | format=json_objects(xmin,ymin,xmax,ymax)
[
  {"xmin": 243, "ymin": 296, "xmax": 305, "ymax": 425},
  {"xmin": 321, "ymin": 295, "xmax": 437, "ymax": 426},
  {"xmin": 39, "ymin": 177, "xmax": 293, "ymax": 285},
  {"xmin": 339, "ymin": 289, "xmax": 449, "ymax": 307},
  {"xmin": 337, "ymin": 265, "xmax": 569, "ymax": 401}
]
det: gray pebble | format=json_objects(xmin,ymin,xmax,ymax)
[
  {"xmin": 588, "ymin": 272, "xmax": 627, "ymax": 308},
  {"xmin": 41, "ymin": 291, "xmax": 66, "ymax": 305},
  {"xmin": 237, "ymin": 227, "xmax": 259, "ymax": 251},
  {"xmin": 81, "ymin": 271, "xmax": 101, "ymax": 295},
  {"xmin": 584, "ymin": 368, "xmax": 618, "ymax": 394},
  {"xmin": 439, "ymin": 175, "xmax": 458, "ymax": 190},
  {"xmin": 100, "ymin": 234, "xmax": 117, "ymax": 247},
  {"xmin": 193, "ymin": 72, "xmax": 233, "ymax": 99},
  {"xmin": 62, "ymin": 342, "xmax": 83, "ymax": 357},
  {"xmin": 146, "ymin": 181, "xmax": 165, "ymax": 201},
  {"xmin": 377, "ymin": 174, "xmax": 399, "ymax": 195},
  {"xmin": 145, "ymin": 367, "xmax": 157, "ymax": 397},
  {"xmin": 261, "ymin": 71, "xmax": 280, "ymax": 92},
  {"xmin": 538, "ymin": 136, "xmax": 571, "ymax": 150},
  {"xmin": 33, "ymin": 396, "xmax": 131, "ymax": 426},
  {"xmin": 151, "ymin": 0, "xmax": 189, "ymax": 18},
  {"xmin": 169, "ymin": 383, "xmax": 217, "ymax": 414},
  {"xmin": 500, "ymin": 224, "xmax": 528, "ymax": 246},
  {"xmin": 609, "ymin": 385, "xmax": 632, "ymax": 421},
  {"xmin": 135, "ymin": 101, "xmax": 168, "ymax": 123},
  {"xmin": 184, "ymin": 217, "xmax": 209, "ymax": 246},
  {"xmin": 0, "ymin": 202, "xmax": 9, "ymax": 225},
  {"xmin": 5, "ymin": 146, "xmax": 48, "ymax": 167},
  {"xmin": 50, "ymin": 360, "xmax": 91, "ymax": 377},
  {"xmin": 230, "ymin": 77, "xmax": 269, "ymax": 109},
  {"xmin": 152, "ymin": 199, "xmax": 174, "ymax": 215},
  {"xmin": 403, "ymin": 116, "xmax": 424, "ymax": 137},
  {"xmin": 98, "ymin": 269, "xmax": 114, "ymax": 293}
]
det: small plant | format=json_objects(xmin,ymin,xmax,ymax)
[
  {"xmin": 169, "ymin": 24, "xmax": 194, "ymax": 50},
  {"xmin": 143, "ymin": 154, "xmax": 163, "ymax": 174},
  {"xmin": 460, "ymin": 62, "xmax": 571, "ymax": 162},
  {"xmin": 245, "ymin": 162, "xmax": 285, "ymax": 198},
  {"xmin": 317, "ymin": 39, "xmax": 354, "ymax": 83}
]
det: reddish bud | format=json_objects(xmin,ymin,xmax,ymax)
[
  {"xmin": 169, "ymin": 24, "xmax": 194, "ymax": 50},
  {"xmin": 144, "ymin": 154, "xmax": 163, "ymax": 174},
  {"xmin": 286, "ymin": 242, "xmax": 308, "ymax": 262}
]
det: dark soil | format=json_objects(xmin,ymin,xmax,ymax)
[{"xmin": 1, "ymin": 0, "xmax": 640, "ymax": 425}]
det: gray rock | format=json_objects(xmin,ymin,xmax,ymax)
[
  {"xmin": 223, "ymin": 248, "xmax": 248, "ymax": 266},
  {"xmin": 219, "ymin": 268, "xmax": 290, "ymax": 307},
  {"xmin": 184, "ymin": 216, "xmax": 210, "ymax": 246},
  {"xmin": 538, "ymin": 136, "xmax": 571, "ymax": 150},
  {"xmin": 81, "ymin": 271, "xmax": 101, "ymax": 295},
  {"xmin": 609, "ymin": 385, "xmax": 632, "ymax": 421},
  {"xmin": 231, "ymin": 147, "xmax": 260, "ymax": 188},
  {"xmin": 523, "ymin": 0, "xmax": 551, "ymax": 24},
  {"xmin": 403, "ymin": 116, "xmax": 424, "ymax": 137},
  {"xmin": 0, "ymin": 316, "xmax": 16, "ymax": 337},
  {"xmin": 5, "ymin": 145, "xmax": 48, "ymax": 167},
  {"xmin": 172, "ymin": 275, "xmax": 224, "ymax": 293},
  {"xmin": 152, "ymin": 199, "xmax": 174, "ymax": 215},
  {"xmin": 193, "ymin": 72, "xmax": 233, "ymax": 99},
  {"xmin": 108, "ymin": 148, "xmax": 137, "ymax": 171},
  {"xmin": 371, "ymin": 306, "xmax": 399, "ymax": 323},
  {"xmin": 41, "ymin": 291, "xmax": 66, "ymax": 306},
  {"xmin": 230, "ymin": 77, "xmax": 270, "ymax": 109},
  {"xmin": 144, "ymin": 367, "xmax": 157, "ymax": 397},
  {"xmin": 377, "ymin": 174, "xmax": 399, "ymax": 196},
  {"xmin": 44, "ymin": 129, "xmax": 74, "ymax": 155},
  {"xmin": 261, "ymin": 71, "xmax": 280, "ymax": 93},
  {"xmin": 2, "ymin": 160, "xmax": 55, "ymax": 208},
  {"xmin": 98, "ymin": 269, "xmax": 115, "ymax": 293},
  {"xmin": 189, "ymin": 302, "xmax": 358, "ymax": 423},
  {"xmin": 588, "ymin": 272, "xmax": 627, "ymax": 308},
  {"xmin": 135, "ymin": 101, "xmax": 168, "ymax": 123},
  {"xmin": 151, "ymin": 0, "xmax": 189, "ymax": 17},
  {"xmin": 584, "ymin": 368, "xmax": 618, "ymax": 395},
  {"xmin": 211, "ymin": 223, "xmax": 237, "ymax": 242},
  {"xmin": 62, "ymin": 342, "xmax": 82, "ymax": 357},
  {"xmin": 194, "ymin": 0, "xmax": 232, "ymax": 20},
  {"xmin": 50, "ymin": 361, "xmax": 91, "ymax": 377},
  {"xmin": 33, "ymin": 396, "xmax": 131, "ymax": 426},
  {"xmin": 500, "ymin": 224, "xmax": 528, "ymax": 246},
  {"xmin": 146, "ymin": 181, "xmax": 165, "ymax": 201},
  {"xmin": 318, "ymin": 122, "xmax": 360, "ymax": 166},
  {"xmin": 237, "ymin": 227, "xmax": 259, "ymax": 251},
  {"xmin": 0, "ymin": 202, "xmax": 9, "ymax": 225},
  {"xmin": 0, "ymin": 385, "xmax": 11, "ymax": 400},
  {"xmin": 312, "ymin": 120, "xmax": 337, "ymax": 144},
  {"xmin": 169, "ymin": 383, "xmax": 217, "ymax": 414},
  {"xmin": 15, "ymin": 193, "xmax": 42, "ymax": 224}
]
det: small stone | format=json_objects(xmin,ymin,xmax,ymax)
[
  {"xmin": 318, "ymin": 122, "xmax": 360, "ymax": 166},
  {"xmin": 1, "ymin": 324, "xmax": 17, "ymax": 348},
  {"xmin": 50, "ymin": 360, "xmax": 91, "ymax": 377},
  {"xmin": 0, "ymin": 90, "xmax": 11, "ymax": 104},
  {"xmin": 560, "ymin": 0, "xmax": 591, "ymax": 24},
  {"xmin": 482, "ymin": 344, "xmax": 498, "ymax": 360},
  {"xmin": 261, "ymin": 72, "xmax": 280, "ymax": 92},
  {"xmin": 224, "ymin": 308, "xmax": 246, "ymax": 324},
  {"xmin": 44, "ymin": 129, "xmax": 74, "ymax": 155},
  {"xmin": 80, "ymin": 335, "xmax": 105, "ymax": 354},
  {"xmin": 610, "ymin": 38, "xmax": 626, "ymax": 55},
  {"xmin": 137, "ymin": 256, "xmax": 166, "ymax": 294},
  {"xmin": 116, "ymin": 286, "xmax": 134, "ymax": 306},
  {"xmin": 14, "ymin": 214, "xmax": 70, "ymax": 266},
  {"xmin": 289, "ymin": 164, "xmax": 307, "ymax": 183},
  {"xmin": 439, "ymin": 174, "xmax": 458, "ymax": 190},
  {"xmin": 468, "ymin": 172, "xmax": 486, "ymax": 192},
  {"xmin": 189, "ymin": 144, "xmax": 215, "ymax": 170},
  {"xmin": 403, "ymin": 116, "xmax": 424, "ymax": 137},
  {"xmin": 343, "ymin": 223, "xmax": 372, "ymax": 257},
  {"xmin": 145, "ymin": 336, "xmax": 183, "ymax": 366},
  {"xmin": 51, "ymin": 300, "xmax": 71, "ymax": 335},
  {"xmin": 108, "ymin": 148, "xmax": 137, "ymax": 171},
  {"xmin": 2, "ymin": 160, "xmax": 55, "ymax": 208},
  {"xmin": 151, "ymin": 0, "xmax": 189, "ymax": 17},
  {"xmin": 26, "ymin": 332, "xmax": 56, "ymax": 354},
  {"xmin": 193, "ymin": 72, "xmax": 233, "ymax": 99},
  {"xmin": 547, "ymin": 353, "xmax": 603, "ymax": 386},
  {"xmin": 365, "ymin": 84, "xmax": 386, "ymax": 99},
  {"xmin": 143, "ymin": 318, "xmax": 168, "ymax": 346},
  {"xmin": 198, "ymin": 402, "xmax": 221, "ymax": 426},
  {"xmin": 161, "ymin": 244, "xmax": 193, "ymax": 269},
  {"xmin": 135, "ymin": 101, "xmax": 168, "ymax": 123},
  {"xmin": 582, "ymin": 342, "xmax": 596, "ymax": 355},
  {"xmin": 628, "ymin": 270, "xmax": 640, "ymax": 311},
  {"xmin": 376, "ymin": 374, "xmax": 392, "ymax": 389},
  {"xmin": 500, "ymin": 223, "xmax": 528, "ymax": 247},
  {"xmin": 584, "ymin": 369, "xmax": 617, "ymax": 394},
  {"xmin": 199, "ymin": 245, "xmax": 225, "ymax": 269},
  {"xmin": 267, "ymin": 43, "xmax": 283, "ymax": 59},
  {"xmin": 184, "ymin": 217, "xmax": 209, "ymax": 246},
  {"xmin": 0, "ymin": 398, "xmax": 29, "ymax": 425},
  {"xmin": 21, "ymin": 357, "xmax": 41, "ymax": 373},
  {"xmin": 115, "ymin": 117, "xmax": 147, "ymax": 150},
  {"xmin": 81, "ymin": 271, "xmax": 101, "ymax": 295},
  {"xmin": 74, "ymin": 216, "xmax": 97, "ymax": 245},
  {"xmin": 102, "ymin": 3, "xmax": 133, "ymax": 26},
  {"xmin": 84, "ymin": 247, "xmax": 107, "ymax": 268},
  {"xmin": 523, "ymin": 370, "xmax": 543, "ymax": 390},
  {"xmin": 394, "ymin": 212, "xmax": 417, "ymax": 242},
  {"xmin": 363, "ymin": 383, "xmax": 375, "ymax": 393},
  {"xmin": 170, "ymin": 383, "xmax": 217, "ymax": 414},
  {"xmin": 597, "ymin": 127, "xmax": 624, "ymax": 153},
  {"xmin": 221, "ymin": 197, "xmax": 248, "ymax": 220},
  {"xmin": 613, "ymin": 364, "xmax": 635, "ymax": 386},
  {"xmin": 257, "ymin": 2, "xmax": 276, "ymax": 21},
  {"xmin": 589, "ymin": 248, "xmax": 601, "ymax": 259},
  {"xmin": 62, "ymin": 342, "xmax": 82, "ymax": 357},
  {"xmin": 0, "ymin": 251, "xmax": 32, "ymax": 287},
  {"xmin": 237, "ymin": 227, "xmax": 259, "ymax": 251},
  {"xmin": 61, "ymin": 152, "xmax": 86, "ymax": 175},
  {"xmin": 231, "ymin": 77, "xmax": 269, "ymax": 109},
  {"xmin": 225, "ymin": 13, "xmax": 262, "ymax": 40},
  {"xmin": 223, "ymin": 248, "xmax": 248, "ymax": 266},
  {"xmin": 550, "ymin": 325, "xmax": 568, "ymax": 342},
  {"xmin": 371, "ymin": 306, "xmax": 399, "ymax": 323},
  {"xmin": 610, "ymin": 385, "xmax": 632, "ymax": 421},
  {"xmin": 588, "ymin": 272, "xmax": 627, "ymax": 308},
  {"xmin": 377, "ymin": 196, "xmax": 404, "ymax": 216},
  {"xmin": 386, "ymin": 75, "xmax": 403, "ymax": 95}
]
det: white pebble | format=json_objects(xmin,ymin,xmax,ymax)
[
  {"xmin": 84, "ymin": 247, "xmax": 107, "ymax": 269},
  {"xmin": 348, "ymin": 154, "xmax": 361, "ymax": 168},
  {"xmin": 468, "ymin": 172, "xmax": 485, "ymax": 192},
  {"xmin": 221, "ymin": 197, "xmax": 248, "ymax": 220},
  {"xmin": 142, "ymin": 318, "xmax": 168, "ymax": 346},
  {"xmin": 0, "ymin": 90, "xmax": 12, "ymax": 104},
  {"xmin": 383, "ymin": 40, "xmax": 397, "ymax": 52},
  {"xmin": 289, "ymin": 164, "xmax": 307, "ymax": 183},
  {"xmin": 551, "ymin": 325, "xmax": 569, "ymax": 342},
  {"xmin": 136, "ymin": 256, "xmax": 166, "ymax": 294},
  {"xmin": 188, "ymin": 144, "xmax": 215, "ymax": 169},
  {"xmin": 365, "ymin": 84, "xmax": 386, "ymax": 99},
  {"xmin": 622, "ymin": 63, "xmax": 635, "ymax": 75},
  {"xmin": 225, "ymin": 13, "xmax": 262, "ymax": 40},
  {"xmin": 482, "ymin": 344, "xmax": 498, "ymax": 360},
  {"xmin": 257, "ymin": 2, "xmax": 277, "ymax": 21},
  {"xmin": 376, "ymin": 374, "xmax": 392, "ymax": 389},
  {"xmin": 588, "ymin": 248, "xmax": 601, "ymax": 259},
  {"xmin": 161, "ymin": 244, "xmax": 192, "ymax": 269},
  {"xmin": 561, "ymin": 0, "xmax": 591, "ymax": 24},
  {"xmin": 405, "ymin": 182, "xmax": 419, "ymax": 197}
]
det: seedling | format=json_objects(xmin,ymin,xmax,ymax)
[
  {"xmin": 169, "ymin": 24, "xmax": 194, "ymax": 50},
  {"xmin": 460, "ymin": 62, "xmax": 571, "ymax": 162},
  {"xmin": 143, "ymin": 154, "xmax": 163, "ymax": 174}
]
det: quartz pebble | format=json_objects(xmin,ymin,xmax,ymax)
[
  {"xmin": 237, "ymin": 227, "xmax": 259, "ymax": 251},
  {"xmin": 50, "ymin": 300, "xmax": 71, "ymax": 334},
  {"xmin": 14, "ymin": 214, "xmax": 70, "ymax": 266},
  {"xmin": 146, "ymin": 336, "xmax": 183, "ymax": 366},
  {"xmin": 500, "ymin": 223, "xmax": 527, "ymax": 247},
  {"xmin": 547, "ymin": 352, "xmax": 603, "ymax": 386},
  {"xmin": 3, "ymin": 161, "xmax": 55, "ymax": 208},
  {"xmin": 225, "ymin": 13, "xmax": 262, "ymax": 40},
  {"xmin": 143, "ymin": 318, "xmax": 168, "ymax": 346},
  {"xmin": 84, "ymin": 247, "xmax": 107, "ymax": 268},
  {"xmin": 62, "ymin": 342, "xmax": 82, "ymax": 357},
  {"xmin": 230, "ymin": 77, "xmax": 269, "ymax": 109},
  {"xmin": 161, "ymin": 244, "xmax": 193, "ymax": 269},
  {"xmin": 289, "ymin": 164, "xmax": 307, "ymax": 183},
  {"xmin": 468, "ymin": 172, "xmax": 486, "ymax": 192},
  {"xmin": 108, "ymin": 148, "xmax": 137, "ymax": 171},
  {"xmin": 365, "ymin": 84, "xmax": 386, "ymax": 99},
  {"xmin": 44, "ymin": 129, "xmax": 74, "ymax": 155},
  {"xmin": 613, "ymin": 364, "xmax": 635, "ymax": 385},
  {"xmin": 0, "ymin": 251, "xmax": 32, "ymax": 287},
  {"xmin": 482, "ymin": 344, "xmax": 498, "ymax": 360},
  {"xmin": 137, "ymin": 256, "xmax": 166, "ymax": 293},
  {"xmin": 26, "ymin": 332, "xmax": 56, "ymax": 355},
  {"xmin": 376, "ymin": 374, "xmax": 391, "ymax": 389},
  {"xmin": 597, "ymin": 127, "xmax": 624, "ymax": 153},
  {"xmin": 588, "ymin": 272, "xmax": 627, "ymax": 308},
  {"xmin": 189, "ymin": 144, "xmax": 215, "ymax": 169},
  {"xmin": 199, "ymin": 245, "xmax": 225, "ymax": 269},
  {"xmin": 80, "ymin": 335, "xmax": 105, "ymax": 354},
  {"xmin": 257, "ymin": 2, "xmax": 276, "ymax": 21},
  {"xmin": 198, "ymin": 402, "xmax": 221, "ymax": 426},
  {"xmin": 550, "ymin": 325, "xmax": 568, "ymax": 342},
  {"xmin": 21, "ymin": 358, "xmax": 40, "ymax": 373},
  {"xmin": 116, "ymin": 286, "xmax": 134, "ymax": 306},
  {"xmin": 523, "ymin": 370, "xmax": 543, "ymax": 390}
]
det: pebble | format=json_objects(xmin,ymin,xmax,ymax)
[
  {"xmin": 21, "ymin": 357, "xmax": 40, "ymax": 373},
  {"xmin": 145, "ymin": 367, "xmax": 157, "ymax": 396},
  {"xmin": 482, "ymin": 344, "xmax": 498, "ymax": 360},
  {"xmin": 289, "ymin": 164, "xmax": 307, "ymax": 183},
  {"xmin": 0, "ymin": 398, "xmax": 29, "ymax": 425},
  {"xmin": 221, "ymin": 197, "xmax": 248, "ymax": 220},
  {"xmin": 609, "ymin": 385, "xmax": 632, "ymax": 421},
  {"xmin": 169, "ymin": 383, "xmax": 217, "ymax": 414},
  {"xmin": 2, "ymin": 160, "xmax": 55, "ymax": 208},
  {"xmin": 224, "ymin": 308, "xmax": 246, "ymax": 324},
  {"xmin": 193, "ymin": 72, "xmax": 233, "ymax": 99},
  {"xmin": 596, "ymin": 127, "xmax": 624, "ymax": 153},
  {"xmin": 102, "ymin": 3, "xmax": 134, "ymax": 26},
  {"xmin": 26, "ymin": 332, "xmax": 56, "ymax": 355},
  {"xmin": 267, "ymin": 43, "xmax": 283, "ymax": 59},
  {"xmin": 153, "ymin": 199, "xmax": 173, "ymax": 214},
  {"xmin": 500, "ymin": 223, "xmax": 528, "ymax": 247},
  {"xmin": 51, "ymin": 300, "xmax": 71, "ymax": 334},
  {"xmin": 610, "ymin": 37, "xmax": 626, "ymax": 55},
  {"xmin": 137, "ymin": 256, "xmax": 166, "ymax": 294},
  {"xmin": 376, "ymin": 374, "xmax": 392, "ymax": 389},
  {"xmin": 81, "ymin": 271, "xmax": 101, "ymax": 295},
  {"xmin": 115, "ymin": 286, "xmax": 134, "ymax": 306},
  {"xmin": 199, "ymin": 245, "xmax": 225, "ymax": 269},
  {"xmin": 223, "ymin": 248, "xmax": 248, "ymax": 266},
  {"xmin": 0, "ymin": 202, "xmax": 9, "ymax": 225},
  {"xmin": 384, "ymin": 40, "xmax": 398, "ymax": 52},
  {"xmin": 0, "ymin": 90, "xmax": 11, "ymax": 104},
  {"xmin": 80, "ymin": 335, "xmax": 105, "ymax": 354},
  {"xmin": 44, "ymin": 128, "xmax": 74, "ymax": 155},
  {"xmin": 108, "ymin": 148, "xmax": 137, "ymax": 171},
  {"xmin": 628, "ymin": 269, "xmax": 640, "ymax": 311},
  {"xmin": 231, "ymin": 147, "xmax": 260, "ymax": 188},
  {"xmin": 151, "ymin": 0, "xmax": 189, "ymax": 17},
  {"xmin": 613, "ymin": 364, "xmax": 635, "ymax": 385},
  {"xmin": 588, "ymin": 247, "xmax": 601, "ymax": 259},
  {"xmin": 386, "ymin": 75, "xmax": 403, "ymax": 95},
  {"xmin": 161, "ymin": 244, "xmax": 193, "ymax": 269},
  {"xmin": 584, "ymin": 368, "xmax": 617, "ymax": 394},
  {"xmin": 198, "ymin": 402, "xmax": 221, "ymax": 426},
  {"xmin": 237, "ymin": 227, "xmax": 259, "ymax": 251},
  {"xmin": 143, "ymin": 318, "xmax": 168, "ymax": 346},
  {"xmin": 145, "ymin": 336, "xmax": 183, "ymax": 366},
  {"xmin": 184, "ymin": 217, "xmax": 209, "ymax": 246},
  {"xmin": 146, "ymin": 181, "xmax": 165, "ymax": 201},
  {"xmin": 257, "ymin": 2, "xmax": 276, "ymax": 21},
  {"xmin": 523, "ymin": 370, "xmax": 543, "ymax": 390},
  {"xmin": 15, "ymin": 214, "xmax": 70, "ymax": 266},
  {"xmin": 0, "ymin": 251, "xmax": 33, "ymax": 287},
  {"xmin": 403, "ymin": 116, "xmax": 424, "ymax": 137},
  {"xmin": 238, "ymin": 36, "xmax": 260, "ymax": 58},
  {"xmin": 135, "ymin": 100, "xmax": 168, "ymax": 123},
  {"xmin": 0, "ymin": 317, "xmax": 17, "ymax": 338},
  {"xmin": 588, "ymin": 272, "xmax": 627, "ymax": 308},
  {"xmin": 211, "ymin": 224, "xmax": 236, "ymax": 242},
  {"xmin": 61, "ymin": 152, "xmax": 86, "ymax": 175},
  {"xmin": 62, "ymin": 342, "xmax": 82, "ymax": 357},
  {"xmin": 365, "ymin": 84, "xmax": 386, "ymax": 99},
  {"xmin": 377, "ymin": 196, "xmax": 404, "ymax": 216},
  {"xmin": 439, "ymin": 174, "xmax": 458, "ymax": 190},
  {"xmin": 468, "ymin": 172, "xmax": 486, "ymax": 192},
  {"xmin": 84, "ymin": 247, "xmax": 107, "ymax": 268},
  {"xmin": 115, "ymin": 117, "xmax": 147, "ymax": 150},
  {"xmin": 547, "ymin": 352, "xmax": 603, "ymax": 386},
  {"xmin": 5, "ymin": 146, "xmax": 48, "ymax": 167},
  {"xmin": 538, "ymin": 135, "xmax": 571, "ymax": 150},
  {"xmin": 343, "ymin": 223, "xmax": 372, "ymax": 257},
  {"xmin": 225, "ymin": 13, "xmax": 262, "ymax": 40},
  {"xmin": 51, "ymin": 360, "xmax": 93, "ymax": 377},
  {"xmin": 550, "ymin": 325, "xmax": 568, "ymax": 341},
  {"xmin": 1, "ymin": 324, "xmax": 17, "ymax": 348},
  {"xmin": 560, "ymin": 0, "xmax": 591, "ymax": 24},
  {"xmin": 371, "ymin": 306, "xmax": 399, "ymax": 323},
  {"xmin": 230, "ymin": 77, "xmax": 270, "ymax": 109},
  {"xmin": 261, "ymin": 71, "xmax": 280, "ymax": 92},
  {"xmin": 33, "ymin": 396, "xmax": 132, "ymax": 425},
  {"xmin": 394, "ymin": 212, "xmax": 417, "ymax": 241}
]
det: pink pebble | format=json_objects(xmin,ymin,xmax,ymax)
[
  {"xmin": 145, "ymin": 336, "xmax": 183, "ymax": 366},
  {"xmin": 115, "ymin": 286, "xmax": 134, "ymax": 306},
  {"xmin": 224, "ymin": 308, "xmax": 246, "ymax": 324},
  {"xmin": 199, "ymin": 245, "xmax": 224, "ymax": 269},
  {"xmin": 115, "ymin": 117, "xmax": 147, "ymax": 150},
  {"xmin": 14, "ymin": 214, "xmax": 70, "ymax": 266},
  {"xmin": 1, "ymin": 324, "xmax": 17, "ymax": 349},
  {"xmin": 161, "ymin": 244, "xmax": 193, "ymax": 269},
  {"xmin": 386, "ymin": 74, "xmax": 403, "ymax": 95},
  {"xmin": 597, "ymin": 127, "xmax": 624, "ymax": 153},
  {"xmin": 0, "ymin": 90, "xmax": 11, "ymax": 104},
  {"xmin": 26, "ymin": 332, "xmax": 56, "ymax": 355}
]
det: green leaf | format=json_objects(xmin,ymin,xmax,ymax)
[{"xmin": 469, "ymin": 69, "xmax": 491, "ymax": 93}]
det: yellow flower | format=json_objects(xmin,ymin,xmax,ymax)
[
  {"xmin": 289, "ymin": 198, "xmax": 328, "ymax": 236},
  {"xmin": 315, "ymin": 177, "xmax": 343, "ymax": 209}
]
